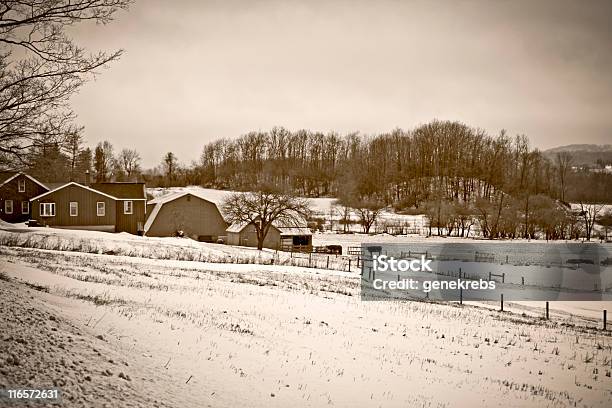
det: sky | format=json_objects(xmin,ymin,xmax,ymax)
[{"xmin": 70, "ymin": 0, "xmax": 612, "ymax": 168}]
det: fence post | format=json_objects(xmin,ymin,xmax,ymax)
[
  {"xmin": 521, "ymin": 277, "xmax": 525, "ymax": 286},
  {"xmin": 488, "ymin": 271, "xmax": 491, "ymax": 281},
  {"xmin": 357, "ymin": 256, "xmax": 360, "ymax": 268},
  {"xmin": 500, "ymin": 294, "xmax": 504, "ymax": 312},
  {"xmin": 309, "ymin": 252, "xmax": 312, "ymax": 268},
  {"xmin": 502, "ymin": 273, "xmax": 505, "ymax": 284},
  {"xmin": 459, "ymin": 268, "xmax": 463, "ymax": 305},
  {"xmin": 546, "ymin": 301, "xmax": 549, "ymax": 320},
  {"xmin": 604, "ymin": 310, "xmax": 608, "ymax": 331},
  {"xmin": 348, "ymin": 259, "xmax": 351, "ymax": 272},
  {"xmin": 326, "ymin": 256, "xmax": 329, "ymax": 269}
]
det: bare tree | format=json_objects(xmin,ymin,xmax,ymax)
[
  {"xmin": 337, "ymin": 195, "xmax": 384, "ymax": 234},
  {"xmin": 0, "ymin": 1, "xmax": 131, "ymax": 164},
  {"xmin": 578, "ymin": 202, "xmax": 605, "ymax": 241},
  {"xmin": 221, "ymin": 184, "xmax": 311, "ymax": 250},
  {"xmin": 353, "ymin": 199, "xmax": 385, "ymax": 234},
  {"xmin": 556, "ymin": 152, "xmax": 573, "ymax": 203},
  {"xmin": 334, "ymin": 203, "xmax": 353, "ymax": 233},
  {"xmin": 599, "ymin": 210, "xmax": 612, "ymax": 242},
  {"xmin": 117, "ymin": 148, "xmax": 141, "ymax": 179}
]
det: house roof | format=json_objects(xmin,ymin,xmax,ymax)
[
  {"xmin": 0, "ymin": 171, "xmax": 49, "ymax": 190},
  {"xmin": 91, "ymin": 182, "xmax": 146, "ymax": 199},
  {"xmin": 43, "ymin": 182, "xmax": 70, "ymax": 191},
  {"xmin": 30, "ymin": 182, "xmax": 118, "ymax": 201},
  {"xmin": 143, "ymin": 191, "xmax": 222, "ymax": 234},
  {"xmin": 0, "ymin": 171, "xmax": 18, "ymax": 184}
]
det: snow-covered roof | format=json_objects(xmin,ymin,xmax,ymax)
[
  {"xmin": 277, "ymin": 227, "xmax": 312, "ymax": 236},
  {"xmin": 226, "ymin": 220, "xmax": 250, "ymax": 234},
  {"xmin": 226, "ymin": 218, "xmax": 311, "ymax": 236}
]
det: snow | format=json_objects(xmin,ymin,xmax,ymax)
[
  {"xmin": 2, "ymin": 220, "xmax": 612, "ymax": 406},
  {"xmin": 2, "ymin": 243, "xmax": 611, "ymax": 407}
]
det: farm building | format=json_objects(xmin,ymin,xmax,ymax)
[
  {"xmin": 30, "ymin": 182, "xmax": 147, "ymax": 234},
  {"xmin": 226, "ymin": 218, "xmax": 312, "ymax": 251},
  {"xmin": 144, "ymin": 191, "xmax": 228, "ymax": 241},
  {"xmin": 90, "ymin": 182, "xmax": 147, "ymax": 234},
  {"xmin": 0, "ymin": 172, "xmax": 49, "ymax": 223}
]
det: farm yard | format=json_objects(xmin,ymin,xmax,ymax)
[{"xmin": 1, "ymin": 225, "xmax": 612, "ymax": 407}]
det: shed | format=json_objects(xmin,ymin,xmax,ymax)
[
  {"xmin": 226, "ymin": 218, "xmax": 312, "ymax": 251},
  {"xmin": 144, "ymin": 191, "xmax": 228, "ymax": 241}
]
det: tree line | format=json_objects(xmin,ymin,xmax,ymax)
[
  {"xmin": 195, "ymin": 122, "xmax": 612, "ymax": 241},
  {"xmin": 6, "ymin": 120, "xmax": 612, "ymax": 241},
  {"xmin": 196, "ymin": 123, "xmax": 610, "ymax": 204}
]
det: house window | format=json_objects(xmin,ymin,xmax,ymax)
[
  {"xmin": 40, "ymin": 202, "xmax": 55, "ymax": 217},
  {"xmin": 69, "ymin": 201, "xmax": 78, "ymax": 217},
  {"xmin": 96, "ymin": 202, "xmax": 105, "ymax": 216},
  {"xmin": 21, "ymin": 201, "xmax": 29, "ymax": 214},
  {"xmin": 18, "ymin": 179, "xmax": 26, "ymax": 192},
  {"xmin": 124, "ymin": 200, "xmax": 133, "ymax": 214},
  {"xmin": 5, "ymin": 200, "xmax": 13, "ymax": 214}
]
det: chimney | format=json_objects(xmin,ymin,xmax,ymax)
[{"xmin": 85, "ymin": 170, "xmax": 90, "ymax": 186}]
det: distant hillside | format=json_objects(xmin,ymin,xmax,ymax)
[{"xmin": 543, "ymin": 144, "xmax": 612, "ymax": 167}]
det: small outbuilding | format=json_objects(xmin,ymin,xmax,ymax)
[
  {"xmin": 226, "ymin": 218, "xmax": 312, "ymax": 251},
  {"xmin": 144, "ymin": 191, "xmax": 228, "ymax": 241}
]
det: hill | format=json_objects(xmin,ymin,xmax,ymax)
[{"xmin": 543, "ymin": 144, "xmax": 612, "ymax": 167}]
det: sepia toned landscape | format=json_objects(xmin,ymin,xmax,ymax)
[{"xmin": 1, "ymin": 1, "xmax": 612, "ymax": 407}]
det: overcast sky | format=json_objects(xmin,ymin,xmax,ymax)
[{"xmin": 71, "ymin": 0, "xmax": 612, "ymax": 168}]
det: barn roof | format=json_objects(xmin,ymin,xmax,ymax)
[
  {"xmin": 143, "ymin": 191, "xmax": 223, "ymax": 234},
  {"xmin": 91, "ymin": 182, "xmax": 146, "ymax": 199},
  {"xmin": 226, "ymin": 220, "xmax": 250, "ymax": 233}
]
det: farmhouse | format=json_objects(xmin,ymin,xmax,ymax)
[
  {"xmin": 30, "ymin": 182, "xmax": 147, "ymax": 234},
  {"xmin": 0, "ymin": 172, "xmax": 49, "ymax": 223},
  {"xmin": 226, "ymin": 218, "xmax": 312, "ymax": 251},
  {"xmin": 144, "ymin": 191, "xmax": 228, "ymax": 241}
]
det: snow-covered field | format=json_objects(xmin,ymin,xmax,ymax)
[{"xmin": 1, "ymin": 224, "xmax": 612, "ymax": 406}]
